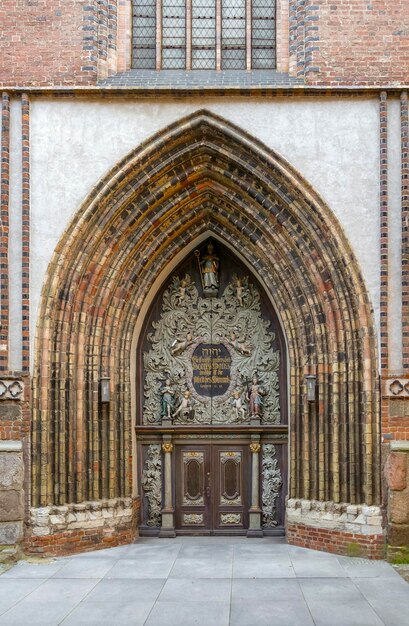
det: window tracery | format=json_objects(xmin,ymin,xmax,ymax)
[{"xmin": 132, "ymin": 0, "xmax": 276, "ymax": 70}]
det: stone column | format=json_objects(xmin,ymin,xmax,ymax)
[
  {"xmin": 247, "ymin": 437, "xmax": 263, "ymax": 537},
  {"xmin": 159, "ymin": 436, "xmax": 176, "ymax": 538}
]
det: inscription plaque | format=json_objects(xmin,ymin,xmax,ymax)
[{"xmin": 192, "ymin": 343, "xmax": 231, "ymax": 397}]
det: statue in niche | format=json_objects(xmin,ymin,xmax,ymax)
[
  {"xmin": 247, "ymin": 372, "xmax": 267, "ymax": 419},
  {"xmin": 225, "ymin": 329, "xmax": 252, "ymax": 356},
  {"xmin": 171, "ymin": 331, "xmax": 196, "ymax": 356},
  {"xmin": 173, "ymin": 389, "xmax": 195, "ymax": 421},
  {"xmin": 160, "ymin": 377, "xmax": 175, "ymax": 420},
  {"xmin": 230, "ymin": 388, "xmax": 246, "ymax": 421},
  {"xmin": 196, "ymin": 242, "xmax": 219, "ymax": 297}
]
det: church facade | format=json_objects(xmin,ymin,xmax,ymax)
[{"xmin": 0, "ymin": 0, "xmax": 409, "ymax": 561}]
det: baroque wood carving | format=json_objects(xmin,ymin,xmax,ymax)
[
  {"xmin": 143, "ymin": 272, "xmax": 280, "ymax": 424},
  {"xmin": 261, "ymin": 444, "xmax": 282, "ymax": 528},
  {"xmin": 141, "ymin": 445, "xmax": 162, "ymax": 526}
]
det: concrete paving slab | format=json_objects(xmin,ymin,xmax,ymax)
[
  {"xmin": 23, "ymin": 578, "xmax": 99, "ymax": 604},
  {"xmin": 232, "ymin": 555, "xmax": 295, "ymax": 578},
  {"xmin": 291, "ymin": 557, "xmax": 348, "ymax": 578},
  {"xmin": 0, "ymin": 537, "xmax": 407, "ymax": 625},
  {"xmin": 158, "ymin": 577, "xmax": 231, "ymax": 602},
  {"xmin": 230, "ymin": 599, "xmax": 315, "ymax": 626},
  {"xmin": 106, "ymin": 557, "xmax": 175, "ymax": 579},
  {"xmin": 338, "ymin": 556, "xmax": 402, "ymax": 578},
  {"xmin": 1, "ymin": 559, "xmax": 66, "ymax": 578},
  {"xmin": 52, "ymin": 557, "xmax": 117, "ymax": 579},
  {"xmin": 85, "ymin": 578, "xmax": 165, "ymax": 602},
  {"xmin": 0, "ymin": 578, "xmax": 47, "ymax": 615},
  {"xmin": 145, "ymin": 600, "xmax": 230, "ymax": 626},
  {"xmin": 0, "ymin": 599, "xmax": 76, "ymax": 626},
  {"xmin": 61, "ymin": 600, "xmax": 156, "ymax": 625},
  {"xmin": 231, "ymin": 578, "xmax": 305, "ymax": 603},
  {"xmin": 354, "ymin": 577, "xmax": 409, "ymax": 626},
  {"xmin": 299, "ymin": 578, "xmax": 385, "ymax": 626},
  {"xmin": 169, "ymin": 556, "xmax": 233, "ymax": 578}
]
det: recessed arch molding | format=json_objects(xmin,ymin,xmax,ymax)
[{"xmin": 31, "ymin": 110, "xmax": 380, "ymax": 548}]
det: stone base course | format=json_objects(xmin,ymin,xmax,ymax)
[
  {"xmin": 286, "ymin": 498, "xmax": 385, "ymax": 559},
  {"xmin": 287, "ymin": 523, "xmax": 385, "ymax": 559},
  {"xmin": 25, "ymin": 496, "xmax": 140, "ymax": 556}
]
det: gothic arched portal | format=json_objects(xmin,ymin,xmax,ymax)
[
  {"xmin": 135, "ymin": 238, "xmax": 288, "ymax": 535},
  {"xmin": 31, "ymin": 111, "xmax": 380, "ymax": 538}
]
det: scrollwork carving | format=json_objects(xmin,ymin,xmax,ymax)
[
  {"xmin": 220, "ymin": 513, "xmax": 241, "ymax": 525},
  {"xmin": 183, "ymin": 513, "xmax": 203, "ymax": 525},
  {"xmin": 261, "ymin": 444, "xmax": 282, "ymax": 528},
  {"xmin": 142, "ymin": 264, "xmax": 280, "ymax": 425},
  {"xmin": 141, "ymin": 445, "xmax": 162, "ymax": 526}
]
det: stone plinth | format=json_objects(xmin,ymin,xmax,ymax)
[{"xmin": 286, "ymin": 498, "xmax": 384, "ymax": 559}]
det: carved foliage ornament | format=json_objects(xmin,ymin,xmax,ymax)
[
  {"xmin": 261, "ymin": 444, "xmax": 282, "ymax": 528},
  {"xmin": 141, "ymin": 445, "xmax": 162, "ymax": 526},
  {"xmin": 143, "ymin": 272, "xmax": 280, "ymax": 424}
]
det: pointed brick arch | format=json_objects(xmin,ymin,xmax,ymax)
[{"xmin": 32, "ymin": 110, "xmax": 380, "ymax": 518}]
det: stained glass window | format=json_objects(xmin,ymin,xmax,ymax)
[
  {"xmin": 252, "ymin": 0, "xmax": 276, "ymax": 69},
  {"xmin": 221, "ymin": 0, "xmax": 246, "ymax": 69},
  {"xmin": 163, "ymin": 0, "xmax": 187, "ymax": 69},
  {"xmin": 132, "ymin": 0, "xmax": 157, "ymax": 69},
  {"xmin": 192, "ymin": 0, "xmax": 216, "ymax": 69},
  {"xmin": 132, "ymin": 0, "xmax": 276, "ymax": 71}
]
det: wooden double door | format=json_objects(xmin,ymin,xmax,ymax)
[{"xmin": 175, "ymin": 444, "xmax": 249, "ymax": 533}]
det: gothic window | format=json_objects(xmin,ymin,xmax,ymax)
[{"xmin": 132, "ymin": 0, "xmax": 276, "ymax": 70}]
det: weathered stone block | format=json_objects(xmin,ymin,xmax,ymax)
[
  {"xmin": 32, "ymin": 526, "xmax": 50, "ymax": 537},
  {"xmin": 0, "ymin": 491, "xmax": 24, "ymax": 521},
  {"xmin": 390, "ymin": 491, "xmax": 409, "ymax": 525},
  {"xmin": 0, "ymin": 405, "xmax": 22, "ymax": 421},
  {"xmin": 389, "ymin": 524, "xmax": 409, "ymax": 546},
  {"xmin": 385, "ymin": 452, "xmax": 407, "ymax": 491},
  {"xmin": 0, "ymin": 521, "xmax": 23, "ymax": 544},
  {"xmin": 0, "ymin": 453, "xmax": 23, "ymax": 490}
]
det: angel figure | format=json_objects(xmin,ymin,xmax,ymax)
[
  {"xmin": 175, "ymin": 278, "xmax": 188, "ymax": 305},
  {"xmin": 230, "ymin": 388, "xmax": 246, "ymax": 421},
  {"xmin": 171, "ymin": 331, "xmax": 195, "ymax": 356},
  {"xmin": 234, "ymin": 277, "xmax": 246, "ymax": 306},
  {"xmin": 226, "ymin": 329, "xmax": 252, "ymax": 356},
  {"xmin": 173, "ymin": 389, "xmax": 195, "ymax": 421}
]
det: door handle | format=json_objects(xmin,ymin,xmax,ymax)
[{"xmin": 206, "ymin": 472, "xmax": 211, "ymax": 498}]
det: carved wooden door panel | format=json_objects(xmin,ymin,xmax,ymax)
[
  {"xmin": 175, "ymin": 446, "xmax": 211, "ymax": 531},
  {"xmin": 175, "ymin": 444, "xmax": 248, "ymax": 532},
  {"xmin": 212, "ymin": 445, "xmax": 248, "ymax": 531}
]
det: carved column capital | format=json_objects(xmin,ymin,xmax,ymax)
[
  {"xmin": 250, "ymin": 442, "xmax": 261, "ymax": 453},
  {"xmin": 162, "ymin": 442, "xmax": 173, "ymax": 454}
]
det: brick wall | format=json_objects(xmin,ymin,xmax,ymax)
[
  {"xmin": 0, "ymin": 0, "xmax": 120, "ymax": 86},
  {"xmin": 306, "ymin": 0, "xmax": 409, "ymax": 85},
  {"xmin": 1, "ymin": 0, "xmax": 408, "ymax": 87}
]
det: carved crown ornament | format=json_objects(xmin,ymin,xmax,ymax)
[{"xmin": 142, "ymin": 266, "xmax": 280, "ymax": 426}]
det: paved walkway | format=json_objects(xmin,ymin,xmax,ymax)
[{"xmin": 0, "ymin": 537, "xmax": 408, "ymax": 626}]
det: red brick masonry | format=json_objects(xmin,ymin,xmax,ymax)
[{"xmin": 287, "ymin": 523, "xmax": 385, "ymax": 559}]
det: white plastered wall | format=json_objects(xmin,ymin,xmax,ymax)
[{"xmin": 27, "ymin": 96, "xmax": 385, "ymax": 368}]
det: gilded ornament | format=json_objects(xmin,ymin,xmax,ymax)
[
  {"xmin": 250, "ymin": 442, "xmax": 261, "ymax": 453},
  {"xmin": 162, "ymin": 443, "xmax": 173, "ymax": 453}
]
